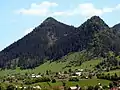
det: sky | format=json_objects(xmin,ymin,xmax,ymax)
[{"xmin": 0, "ymin": 0, "xmax": 120, "ymax": 51}]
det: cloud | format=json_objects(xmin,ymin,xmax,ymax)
[
  {"xmin": 115, "ymin": 4, "xmax": 120, "ymax": 9},
  {"xmin": 16, "ymin": 2, "xmax": 120, "ymax": 18},
  {"xmin": 52, "ymin": 3, "xmax": 120, "ymax": 18},
  {"xmin": 103, "ymin": 8, "xmax": 114, "ymax": 13},
  {"xmin": 77, "ymin": 3, "xmax": 103, "ymax": 17},
  {"xmin": 24, "ymin": 27, "xmax": 34, "ymax": 35},
  {"xmin": 16, "ymin": 1, "xmax": 58, "ymax": 16},
  {"xmin": 78, "ymin": 3, "xmax": 120, "ymax": 17}
]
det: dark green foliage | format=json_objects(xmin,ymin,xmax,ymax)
[
  {"xmin": 7, "ymin": 84, "xmax": 15, "ymax": 90},
  {"xmin": 88, "ymin": 73, "xmax": 93, "ymax": 79},
  {"xmin": 109, "ymin": 83, "xmax": 114, "ymax": 88},
  {"xmin": 69, "ymin": 77, "xmax": 79, "ymax": 82},
  {"xmin": 24, "ymin": 77, "xmax": 51, "ymax": 85},
  {"xmin": 102, "ymin": 85, "xmax": 109, "ymax": 89},
  {"xmin": 64, "ymin": 71, "xmax": 67, "ymax": 74},
  {"xmin": 46, "ymin": 70, "xmax": 49, "ymax": 75},
  {"xmin": 96, "ymin": 73, "xmax": 120, "ymax": 81},
  {"xmin": 62, "ymin": 82, "xmax": 66, "ymax": 86},
  {"xmin": 87, "ymin": 86, "xmax": 94, "ymax": 90},
  {"xmin": 51, "ymin": 79, "xmax": 56, "ymax": 83},
  {"xmin": 94, "ymin": 85, "xmax": 99, "ymax": 90},
  {"xmin": 0, "ymin": 83, "xmax": 6, "ymax": 90},
  {"xmin": 68, "ymin": 69, "xmax": 72, "ymax": 73}
]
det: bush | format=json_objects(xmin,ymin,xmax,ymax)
[
  {"xmin": 64, "ymin": 71, "xmax": 67, "ymax": 74},
  {"xmin": 7, "ymin": 84, "xmax": 15, "ymax": 90},
  {"xmin": 69, "ymin": 77, "xmax": 79, "ymax": 82},
  {"xmin": 24, "ymin": 79, "xmax": 33, "ymax": 84},
  {"xmin": 109, "ymin": 83, "xmax": 113, "ymax": 88},
  {"xmin": 0, "ymin": 83, "xmax": 6, "ymax": 90},
  {"xmin": 94, "ymin": 85, "xmax": 99, "ymax": 90},
  {"xmin": 87, "ymin": 86, "xmax": 94, "ymax": 90},
  {"xmin": 103, "ymin": 85, "xmax": 109, "ymax": 89},
  {"xmin": 52, "ymin": 79, "xmax": 56, "ymax": 83},
  {"xmin": 24, "ymin": 77, "xmax": 51, "ymax": 84}
]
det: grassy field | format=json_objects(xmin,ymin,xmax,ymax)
[
  {"xmin": 72, "ymin": 59, "xmax": 102, "ymax": 71},
  {"xmin": 33, "ymin": 79, "xmax": 111, "ymax": 88}
]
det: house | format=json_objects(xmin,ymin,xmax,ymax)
[
  {"xmin": 68, "ymin": 87, "xmax": 77, "ymax": 90},
  {"xmin": 68, "ymin": 85, "xmax": 81, "ymax": 90},
  {"xmin": 78, "ymin": 69, "xmax": 83, "ymax": 72},
  {"xmin": 75, "ymin": 72, "xmax": 81, "ymax": 76},
  {"xmin": 33, "ymin": 86, "xmax": 36, "ymax": 89},
  {"xmin": 31, "ymin": 75, "xmax": 36, "ymax": 78},
  {"xmin": 33, "ymin": 86, "xmax": 41, "ymax": 89},
  {"xmin": 72, "ymin": 76, "xmax": 77, "ymax": 78},
  {"xmin": 36, "ymin": 86, "xmax": 41, "ymax": 89},
  {"xmin": 85, "ymin": 76, "xmax": 88, "ymax": 79},
  {"xmin": 19, "ymin": 87, "xmax": 22, "ymax": 89},
  {"xmin": 31, "ymin": 74, "xmax": 42, "ymax": 78},
  {"xmin": 24, "ymin": 87, "xmax": 27, "ymax": 89},
  {"xmin": 31, "ymin": 74, "xmax": 36, "ymax": 78},
  {"xmin": 36, "ymin": 75, "xmax": 42, "ymax": 78}
]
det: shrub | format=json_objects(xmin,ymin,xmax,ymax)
[
  {"xmin": 52, "ymin": 79, "xmax": 56, "ymax": 83},
  {"xmin": 0, "ymin": 83, "xmax": 6, "ymax": 90},
  {"xmin": 24, "ymin": 77, "xmax": 51, "ymax": 85},
  {"xmin": 7, "ymin": 84, "xmax": 15, "ymax": 90},
  {"xmin": 103, "ymin": 85, "xmax": 109, "ymax": 89},
  {"xmin": 87, "ymin": 86, "xmax": 94, "ymax": 90},
  {"xmin": 109, "ymin": 83, "xmax": 113, "ymax": 88},
  {"xmin": 94, "ymin": 85, "xmax": 99, "ymax": 90},
  {"xmin": 69, "ymin": 77, "xmax": 79, "ymax": 82}
]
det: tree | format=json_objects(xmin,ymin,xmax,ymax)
[
  {"xmin": 68, "ymin": 69, "xmax": 72, "ymax": 73},
  {"xmin": 7, "ymin": 84, "xmax": 15, "ymax": 90},
  {"xmin": 62, "ymin": 82, "xmax": 67, "ymax": 90},
  {"xmin": 69, "ymin": 77, "xmax": 79, "ymax": 82},
  {"xmin": 109, "ymin": 83, "xmax": 113, "ymax": 89},
  {"xmin": 0, "ymin": 84, "xmax": 6, "ymax": 90},
  {"xmin": 64, "ymin": 71, "xmax": 67, "ymax": 74},
  {"xmin": 94, "ymin": 85, "xmax": 99, "ymax": 90},
  {"xmin": 46, "ymin": 70, "xmax": 49, "ymax": 75},
  {"xmin": 87, "ymin": 86, "xmax": 94, "ymax": 90},
  {"xmin": 88, "ymin": 74, "xmax": 92, "ymax": 79},
  {"xmin": 52, "ymin": 79, "xmax": 56, "ymax": 83}
]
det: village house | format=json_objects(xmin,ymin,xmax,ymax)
[
  {"xmin": 68, "ymin": 85, "xmax": 81, "ymax": 90},
  {"xmin": 31, "ymin": 74, "xmax": 42, "ymax": 78},
  {"xmin": 75, "ymin": 72, "xmax": 82, "ymax": 76}
]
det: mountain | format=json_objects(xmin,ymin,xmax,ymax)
[
  {"xmin": 45, "ymin": 16, "xmax": 110, "ymax": 60},
  {"xmin": 77, "ymin": 16, "xmax": 110, "ymax": 49},
  {"xmin": 112, "ymin": 23, "xmax": 120, "ymax": 31},
  {"xmin": 0, "ymin": 16, "xmax": 120, "ymax": 69},
  {"xmin": 0, "ymin": 17, "xmax": 76, "ymax": 69}
]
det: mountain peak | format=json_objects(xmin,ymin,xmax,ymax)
[
  {"xmin": 90, "ymin": 15, "xmax": 101, "ymax": 19},
  {"xmin": 88, "ymin": 16, "xmax": 104, "ymax": 23},
  {"xmin": 112, "ymin": 23, "xmax": 120, "ymax": 31},
  {"xmin": 79, "ymin": 15, "xmax": 109, "ymax": 32},
  {"xmin": 45, "ymin": 17, "xmax": 56, "ymax": 21},
  {"xmin": 42, "ymin": 17, "xmax": 57, "ymax": 24}
]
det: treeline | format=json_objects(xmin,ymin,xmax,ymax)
[{"xmin": 96, "ymin": 73, "xmax": 120, "ymax": 81}]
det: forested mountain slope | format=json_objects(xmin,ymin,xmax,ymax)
[{"xmin": 0, "ymin": 16, "xmax": 120, "ymax": 69}]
